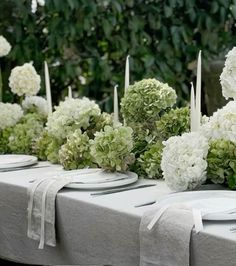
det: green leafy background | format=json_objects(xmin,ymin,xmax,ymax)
[{"xmin": 0, "ymin": 0, "xmax": 236, "ymax": 112}]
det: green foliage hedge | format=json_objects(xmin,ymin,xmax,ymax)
[{"xmin": 0, "ymin": 0, "xmax": 236, "ymax": 111}]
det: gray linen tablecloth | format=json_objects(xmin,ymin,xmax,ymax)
[{"xmin": 0, "ymin": 162, "xmax": 236, "ymax": 266}]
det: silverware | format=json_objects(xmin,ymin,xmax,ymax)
[
  {"xmin": 91, "ymin": 184, "xmax": 157, "ymax": 196},
  {"xmin": 229, "ymin": 227, "xmax": 236, "ymax": 232},
  {"xmin": 72, "ymin": 177, "xmax": 125, "ymax": 184},
  {"xmin": 0, "ymin": 165, "xmax": 51, "ymax": 173},
  {"xmin": 135, "ymin": 200, "xmax": 157, "ymax": 208}
]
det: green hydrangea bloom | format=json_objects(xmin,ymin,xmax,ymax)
[
  {"xmin": 8, "ymin": 113, "xmax": 45, "ymax": 154},
  {"xmin": 59, "ymin": 129, "xmax": 95, "ymax": 170},
  {"xmin": 121, "ymin": 78, "xmax": 177, "ymax": 125},
  {"xmin": 137, "ymin": 141, "xmax": 164, "ymax": 179},
  {"xmin": 155, "ymin": 107, "xmax": 190, "ymax": 140},
  {"xmin": 128, "ymin": 122, "xmax": 155, "ymax": 155},
  {"xmin": 34, "ymin": 130, "xmax": 63, "ymax": 163},
  {"xmin": 86, "ymin": 112, "xmax": 113, "ymax": 138},
  {"xmin": 207, "ymin": 139, "xmax": 236, "ymax": 189},
  {"xmin": 0, "ymin": 127, "xmax": 13, "ymax": 154},
  {"xmin": 90, "ymin": 125, "xmax": 135, "ymax": 172}
]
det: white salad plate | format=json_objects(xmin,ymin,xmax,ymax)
[
  {"xmin": 64, "ymin": 168, "xmax": 138, "ymax": 189},
  {"xmin": 0, "ymin": 154, "xmax": 38, "ymax": 170},
  {"xmin": 156, "ymin": 190, "xmax": 236, "ymax": 221}
]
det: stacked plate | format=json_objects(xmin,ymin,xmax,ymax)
[
  {"xmin": 156, "ymin": 191, "xmax": 236, "ymax": 221},
  {"xmin": 0, "ymin": 154, "xmax": 38, "ymax": 171},
  {"xmin": 64, "ymin": 168, "xmax": 138, "ymax": 189}
]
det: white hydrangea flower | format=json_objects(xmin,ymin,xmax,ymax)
[
  {"xmin": 220, "ymin": 47, "xmax": 236, "ymax": 100},
  {"xmin": 161, "ymin": 132, "xmax": 209, "ymax": 192},
  {"xmin": 46, "ymin": 97, "xmax": 101, "ymax": 140},
  {"xmin": 201, "ymin": 101, "xmax": 236, "ymax": 142},
  {"xmin": 0, "ymin": 36, "xmax": 11, "ymax": 57},
  {"xmin": 0, "ymin": 103, "xmax": 23, "ymax": 130},
  {"xmin": 9, "ymin": 63, "xmax": 41, "ymax": 96},
  {"xmin": 31, "ymin": 0, "xmax": 45, "ymax": 13},
  {"xmin": 22, "ymin": 96, "xmax": 48, "ymax": 117}
]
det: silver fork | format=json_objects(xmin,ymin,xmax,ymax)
[{"xmin": 0, "ymin": 165, "xmax": 51, "ymax": 173}]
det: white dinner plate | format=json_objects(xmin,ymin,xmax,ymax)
[
  {"xmin": 156, "ymin": 190, "xmax": 236, "ymax": 221},
  {"xmin": 64, "ymin": 168, "xmax": 138, "ymax": 189},
  {"xmin": 0, "ymin": 154, "xmax": 38, "ymax": 169}
]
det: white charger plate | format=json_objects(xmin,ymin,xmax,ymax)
[
  {"xmin": 0, "ymin": 154, "xmax": 38, "ymax": 169},
  {"xmin": 65, "ymin": 169, "xmax": 138, "ymax": 189},
  {"xmin": 156, "ymin": 190, "xmax": 236, "ymax": 221}
]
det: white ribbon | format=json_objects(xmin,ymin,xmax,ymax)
[
  {"xmin": 147, "ymin": 204, "xmax": 171, "ymax": 230},
  {"xmin": 192, "ymin": 208, "xmax": 203, "ymax": 233},
  {"xmin": 27, "ymin": 176, "xmax": 58, "ymax": 237},
  {"xmin": 38, "ymin": 179, "xmax": 57, "ymax": 249},
  {"xmin": 147, "ymin": 204, "xmax": 204, "ymax": 233}
]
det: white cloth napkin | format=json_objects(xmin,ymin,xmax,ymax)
[
  {"xmin": 140, "ymin": 204, "xmax": 194, "ymax": 266},
  {"xmin": 27, "ymin": 176, "xmax": 72, "ymax": 249},
  {"xmin": 140, "ymin": 195, "xmax": 236, "ymax": 266}
]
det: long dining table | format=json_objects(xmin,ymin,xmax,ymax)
[{"xmin": 0, "ymin": 161, "xmax": 236, "ymax": 266}]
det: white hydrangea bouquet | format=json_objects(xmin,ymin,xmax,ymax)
[
  {"xmin": 161, "ymin": 46, "xmax": 236, "ymax": 191},
  {"xmin": 9, "ymin": 63, "xmax": 41, "ymax": 97},
  {"xmin": 0, "ymin": 35, "xmax": 50, "ymax": 155},
  {"xmin": 35, "ymin": 97, "xmax": 114, "ymax": 167},
  {"xmin": 0, "ymin": 35, "xmax": 11, "ymax": 101}
]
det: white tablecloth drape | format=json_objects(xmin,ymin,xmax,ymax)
[{"xmin": 0, "ymin": 162, "xmax": 236, "ymax": 266}]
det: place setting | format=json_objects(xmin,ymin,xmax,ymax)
[
  {"xmin": 0, "ymin": 154, "xmax": 54, "ymax": 173},
  {"xmin": 0, "ymin": 154, "xmax": 38, "ymax": 171}
]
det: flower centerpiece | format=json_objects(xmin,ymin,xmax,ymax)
[
  {"xmin": 0, "ymin": 35, "xmax": 11, "ymax": 57},
  {"xmin": 160, "ymin": 46, "xmax": 236, "ymax": 191},
  {"xmin": 161, "ymin": 132, "xmax": 209, "ymax": 191},
  {"xmin": 9, "ymin": 63, "xmax": 41, "ymax": 97},
  {"xmin": 120, "ymin": 78, "xmax": 184, "ymax": 178},
  {"xmin": 0, "ymin": 103, "xmax": 23, "ymax": 130},
  {"xmin": 8, "ymin": 113, "xmax": 45, "ymax": 154},
  {"xmin": 22, "ymin": 96, "xmax": 48, "ymax": 118},
  {"xmin": 46, "ymin": 97, "xmax": 101, "ymax": 140},
  {"xmin": 0, "ymin": 35, "xmax": 11, "ymax": 101},
  {"xmin": 34, "ymin": 130, "xmax": 63, "ymax": 163},
  {"xmin": 220, "ymin": 47, "xmax": 236, "ymax": 100},
  {"xmin": 36, "ymin": 97, "xmax": 112, "ymax": 165},
  {"xmin": 207, "ymin": 139, "xmax": 236, "ymax": 189},
  {"xmin": 137, "ymin": 141, "xmax": 164, "ymax": 179},
  {"xmin": 0, "ymin": 45, "xmax": 47, "ymax": 155},
  {"xmin": 90, "ymin": 125, "xmax": 135, "ymax": 172},
  {"xmin": 121, "ymin": 78, "xmax": 177, "ymax": 127},
  {"xmin": 59, "ymin": 129, "xmax": 96, "ymax": 170},
  {"xmin": 0, "ymin": 103, "xmax": 23, "ymax": 154}
]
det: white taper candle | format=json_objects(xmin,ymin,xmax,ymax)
[
  {"xmin": 125, "ymin": 55, "xmax": 130, "ymax": 94},
  {"xmin": 44, "ymin": 61, "xmax": 52, "ymax": 114},
  {"xmin": 68, "ymin": 86, "xmax": 72, "ymax": 98},
  {"xmin": 196, "ymin": 50, "xmax": 202, "ymax": 131},
  {"xmin": 113, "ymin": 84, "xmax": 119, "ymax": 126},
  {"xmin": 190, "ymin": 82, "xmax": 196, "ymax": 132}
]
